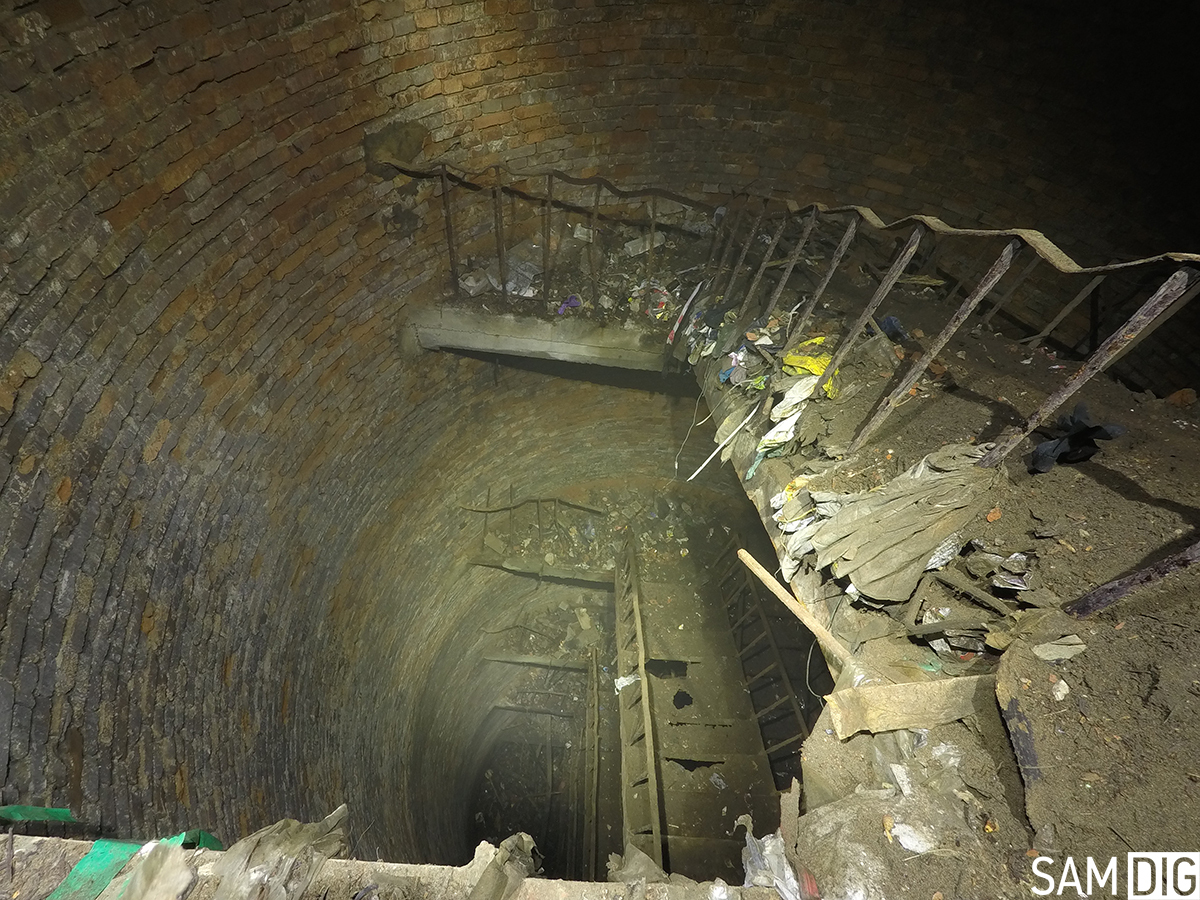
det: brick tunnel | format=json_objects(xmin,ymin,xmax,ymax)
[{"xmin": 2, "ymin": 0, "xmax": 1198, "ymax": 893}]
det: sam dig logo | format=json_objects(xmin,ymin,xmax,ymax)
[{"xmin": 1031, "ymin": 854, "xmax": 1200, "ymax": 898}]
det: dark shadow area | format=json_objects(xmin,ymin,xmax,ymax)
[
  {"xmin": 645, "ymin": 658, "xmax": 689, "ymax": 679},
  {"xmin": 940, "ymin": 383, "xmax": 1026, "ymax": 442},
  {"xmin": 452, "ymin": 348, "xmax": 701, "ymax": 397},
  {"xmin": 1075, "ymin": 460, "xmax": 1200, "ymax": 573}
]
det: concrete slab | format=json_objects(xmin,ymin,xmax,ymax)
[{"xmin": 411, "ymin": 306, "xmax": 668, "ymax": 370}]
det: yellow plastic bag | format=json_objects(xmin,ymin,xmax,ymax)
[{"xmin": 782, "ymin": 337, "xmax": 838, "ymax": 397}]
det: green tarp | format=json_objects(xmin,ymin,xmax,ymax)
[
  {"xmin": 0, "ymin": 805, "xmax": 78, "ymax": 823},
  {"xmin": 45, "ymin": 839, "xmax": 140, "ymax": 900}
]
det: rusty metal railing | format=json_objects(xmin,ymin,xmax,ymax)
[{"xmin": 393, "ymin": 159, "xmax": 1200, "ymax": 465}]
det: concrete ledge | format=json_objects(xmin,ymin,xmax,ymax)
[{"xmin": 411, "ymin": 306, "xmax": 668, "ymax": 371}]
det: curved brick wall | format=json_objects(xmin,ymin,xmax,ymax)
[{"xmin": 0, "ymin": 0, "xmax": 1186, "ymax": 863}]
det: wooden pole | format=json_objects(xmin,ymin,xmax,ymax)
[{"xmin": 737, "ymin": 549, "xmax": 856, "ymax": 671}]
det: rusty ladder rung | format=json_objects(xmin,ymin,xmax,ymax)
[
  {"xmin": 765, "ymin": 731, "xmax": 806, "ymax": 755},
  {"xmin": 738, "ymin": 629, "xmax": 768, "ymax": 656},
  {"xmin": 748, "ymin": 662, "xmax": 778, "ymax": 684},
  {"xmin": 756, "ymin": 695, "xmax": 792, "ymax": 718},
  {"xmin": 730, "ymin": 607, "xmax": 757, "ymax": 630}
]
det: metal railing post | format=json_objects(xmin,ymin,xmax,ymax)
[
  {"xmin": 790, "ymin": 216, "xmax": 855, "ymax": 340},
  {"xmin": 815, "ymin": 225, "xmax": 923, "ymax": 397},
  {"xmin": 493, "ymin": 178, "xmax": 508, "ymax": 304},
  {"xmin": 542, "ymin": 173, "xmax": 554, "ymax": 303},
  {"xmin": 440, "ymin": 166, "xmax": 460, "ymax": 301},
  {"xmin": 849, "ymin": 240, "xmax": 1019, "ymax": 452},
  {"xmin": 978, "ymin": 268, "xmax": 1195, "ymax": 467},
  {"xmin": 764, "ymin": 207, "xmax": 817, "ymax": 320}
]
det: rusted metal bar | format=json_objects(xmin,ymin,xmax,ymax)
[
  {"xmin": 814, "ymin": 226, "xmax": 923, "ymax": 397},
  {"xmin": 704, "ymin": 205, "xmax": 726, "ymax": 271},
  {"xmin": 1108, "ymin": 277, "xmax": 1200, "ymax": 366},
  {"xmin": 917, "ymin": 234, "xmax": 943, "ymax": 277},
  {"xmin": 440, "ymin": 167, "xmax": 461, "ymax": 301},
  {"xmin": 589, "ymin": 183, "xmax": 600, "ymax": 306},
  {"xmin": 1020, "ymin": 274, "xmax": 1106, "ymax": 350},
  {"xmin": 738, "ymin": 210, "xmax": 788, "ymax": 317},
  {"xmin": 1087, "ymin": 288, "xmax": 1102, "ymax": 353},
  {"xmin": 493, "ymin": 182, "xmax": 508, "ymax": 303},
  {"xmin": 1064, "ymin": 537, "xmax": 1200, "ymax": 618},
  {"xmin": 725, "ymin": 199, "xmax": 766, "ymax": 301},
  {"xmin": 981, "ymin": 253, "xmax": 1041, "ymax": 325},
  {"xmin": 542, "ymin": 173, "xmax": 554, "ymax": 303},
  {"xmin": 764, "ymin": 207, "xmax": 818, "ymax": 320},
  {"xmin": 646, "ymin": 195, "xmax": 657, "ymax": 287},
  {"xmin": 701, "ymin": 199, "xmax": 749, "ymax": 313},
  {"xmin": 691, "ymin": 205, "xmax": 728, "ymax": 313},
  {"xmin": 978, "ymin": 267, "xmax": 1194, "ymax": 468},
  {"xmin": 586, "ymin": 646, "xmax": 600, "ymax": 880},
  {"xmin": 714, "ymin": 199, "xmax": 747, "ymax": 283},
  {"xmin": 849, "ymin": 240, "xmax": 1019, "ymax": 453},
  {"xmin": 790, "ymin": 216, "xmax": 856, "ymax": 340}
]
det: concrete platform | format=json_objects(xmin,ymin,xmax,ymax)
[{"xmin": 411, "ymin": 306, "xmax": 669, "ymax": 370}]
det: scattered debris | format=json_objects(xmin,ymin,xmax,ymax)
[
  {"xmin": 802, "ymin": 445, "xmax": 1002, "ymax": 602},
  {"xmin": 1031, "ymin": 634, "xmax": 1087, "ymax": 661},
  {"xmin": 211, "ymin": 804, "xmax": 348, "ymax": 900},
  {"xmin": 468, "ymin": 833, "xmax": 540, "ymax": 900},
  {"xmin": 736, "ymin": 814, "xmax": 809, "ymax": 900},
  {"xmin": 613, "ymin": 673, "xmax": 641, "ymax": 694},
  {"xmin": 624, "ymin": 232, "xmax": 666, "ymax": 256},
  {"xmin": 1029, "ymin": 403, "xmax": 1126, "ymax": 473}
]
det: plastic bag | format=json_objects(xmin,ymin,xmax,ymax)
[{"xmin": 737, "ymin": 815, "xmax": 801, "ymax": 900}]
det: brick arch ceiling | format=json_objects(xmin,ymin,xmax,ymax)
[{"xmin": 0, "ymin": 0, "xmax": 1171, "ymax": 863}]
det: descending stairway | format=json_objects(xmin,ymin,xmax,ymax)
[{"xmin": 613, "ymin": 531, "xmax": 778, "ymax": 881}]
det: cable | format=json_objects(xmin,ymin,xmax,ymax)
[
  {"xmin": 671, "ymin": 394, "xmax": 712, "ymax": 480},
  {"xmin": 803, "ymin": 639, "xmax": 825, "ymax": 706}
]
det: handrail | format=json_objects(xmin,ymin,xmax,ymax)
[{"xmin": 386, "ymin": 159, "xmax": 1200, "ymax": 275}]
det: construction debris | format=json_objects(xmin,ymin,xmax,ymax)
[{"xmin": 825, "ymin": 675, "xmax": 996, "ymax": 739}]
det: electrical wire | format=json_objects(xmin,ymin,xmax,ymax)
[
  {"xmin": 671, "ymin": 394, "xmax": 712, "ymax": 480},
  {"xmin": 803, "ymin": 640, "xmax": 825, "ymax": 706}
]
